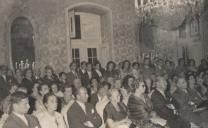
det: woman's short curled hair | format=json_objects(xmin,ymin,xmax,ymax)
[
  {"xmin": 45, "ymin": 65, "xmax": 54, "ymax": 73},
  {"xmin": 37, "ymin": 83, "xmax": 49, "ymax": 93},
  {"xmin": 131, "ymin": 80, "xmax": 144, "ymax": 93},
  {"xmin": 132, "ymin": 62, "xmax": 140, "ymax": 68},
  {"xmin": 43, "ymin": 93, "xmax": 57, "ymax": 105},
  {"xmin": 122, "ymin": 60, "xmax": 131, "ymax": 70},
  {"xmin": 106, "ymin": 61, "xmax": 116, "ymax": 71},
  {"xmin": 122, "ymin": 75, "xmax": 135, "ymax": 92}
]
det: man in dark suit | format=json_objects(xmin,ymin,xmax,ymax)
[
  {"xmin": 66, "ymin": 62, "xmax": 79, "ymax": 86},
  {"xmin": 92, "ymin": 61, "xmax": 105, "ymax": 82},
  {"xmin": 78, "ymin": 61, "xmax": 87, "ymax": 85},
  {"xmin": 67, "ymin": 87, "xmax": 102, "ymax": 128},
  {"xmin": 3, "ymin": 91, "xmax": 41, "ymax": 128},
  {"xmin": 82, "ymin": 63, "xmax": 93, "ymax": 88},
  {"xmin": 172, "ymin": 78, "xmax": 203, "ymax": 126},
  {"xmin": 151, "ymin": 76, "xmax": 190, "ymax": 128},
  {"xmin": 58, "ymin": 72, "xmax": 67, "ymax": 86},
  {"xmin": 0, "ymin": 65, "xmax": 10, "ymax": 101}
]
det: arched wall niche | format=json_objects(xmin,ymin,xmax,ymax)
[
  {"xmin": 5, "ymin": 10, "xmax": 39, "ymax": 70},
  {"xmin": 10, "ymin": 16, "xmax": 35, "ymax": 69}
]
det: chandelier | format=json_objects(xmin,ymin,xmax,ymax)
[{"xmin": 135, "ymin": 0, "xmax": 205, "ymax": 30}]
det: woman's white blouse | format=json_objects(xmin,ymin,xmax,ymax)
[{"xmin": 35, "ymin": 111, "xmax": 66, "ymax": 128}]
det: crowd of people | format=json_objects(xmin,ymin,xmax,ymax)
[{"xmin": 0, "ymin": 57, "xmax": 208, "ymax": 128}]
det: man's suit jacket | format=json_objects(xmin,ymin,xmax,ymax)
[
  {"xmin": 0, "ymin": 76, "xmax": 10, "ymax": 101},
  {"xmin": 21, "ymin": 78, "xmax": 34, "ymax": 95},
  {"xmin": 92, "ymin": 70, "xmax": 104, "ymax": 82},
  {"xmin": 78, "ymin": 69, "xmax": 85, "ymax": 79},
  {"xmin": 172, "ymin": 89, "xmax": 203, "ymax": 125},
  {"xmin": 67, "ymin": 101, "xmax": 102, "ymax": 128},
  {"xmin": 66, "ymin": 71, "xmax": 79, "ymax": 86},
  {"xmin": 82, "ymin": 72, "xmax": 91, "ymax": 88},
  {"xmin": 151, "ymin": 90, "xmax": 190, "ymax": 128},
  {"xmin": 128, "ymin": 94, "xmax": 152, "ymax": 122},
  {"xmin": 78, "ymin": 69, "xmax": 87, "ymax": 86},
  {"xmin": 3, "ymin": 113, "xmax": 41, "ymax": 128},
  {"xmin": 90, "ymin": 93, "xmax": 99, "ymax": 107},
  {"xmin": 151, "ymin": 90, "xmax": 179, "ymax": 120}
]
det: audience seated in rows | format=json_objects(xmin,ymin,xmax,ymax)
[{"xmin": 0, "ymin": 58, "xmax": 208, "ymax": 128}]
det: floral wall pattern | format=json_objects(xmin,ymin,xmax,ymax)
[{"xmin": 0, "ymin": 0, "xmax": 138, "ymax": 74}]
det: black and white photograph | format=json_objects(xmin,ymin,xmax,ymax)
[{"xmin": 0, "ymin": 0, "xmax": 208, "ymax": 128}]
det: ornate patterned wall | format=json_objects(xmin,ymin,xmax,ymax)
[{"xmin": 0, "ymin": 0, "xmax": 138, "ymax": 74}]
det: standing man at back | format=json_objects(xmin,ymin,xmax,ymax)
[{"xmin": 66, "ymin": 62, "xmax": 79, "ymax": 86}]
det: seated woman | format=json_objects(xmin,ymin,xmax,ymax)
[
  {"xmin": 51, "ymin": 83, "xmax": 64, "ymax": 112},
  {"xmin": 104, "ymin": 61, "xmax": 119, "ymax": 79},
  {"xmin": 103, "ymin": 89, "xmax": 131, "ymax": 128},
  {"xmin": 187, "ymin": 59, "xmax": 198, "ymax": 73},
  {"xmin": 121, "ymin": 75, "xmax": 135, "ymax": 105},
  {"xmin": 28, "ymin": 82, "xmax": 40, "ymax": 114},
  {"xmin": 130, "ymin": 62, "xmax": 141, "ymax": 80},
  {"xmin": 42, "ymin": 65, "xmax": 59, "ymax": 87},
  {"xmin": 128, "ymin": 81, "xmax": 167, "ymax": 128},
  {"xmin": 90, "ymin": 78, "xmax": 99, "ymax": 95},
  {"xmin": 33, "ymin": 83, "xmax": 49, "ymax": 115},
  {"xmin": 35, "ymin": 93, "xmax": 66, "ymax": 128},
  {"xmin": 120, "ymin": 60, "xmax": 131, "ymax": 79},
  {"xmin": 51, "ymin": 83, "xmax": 64, "ymax": 98},
  {"xmin": 113, "ymin": 79, "xmax": 122, "ymax": 89}
]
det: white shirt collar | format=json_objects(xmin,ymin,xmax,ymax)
[
  {"xmin": 95, "ymin": 70, "xmax": 102, "ymax": 77},
  {"xmin": 97, "ymin": 94, "xmax": 101, "ymax": 101},
  {"xmin": 87, "ymin": 71, "xmax": 92, "ymax": 78},
  {"xmin": 81, "ymin": 69, "xmax": 86, "ymax": 73},
  {"xmin": 76, "ymin": 101, "xmax": 86, "ymax": 114},
  {"xmin": 1, "ymin": 75, "xmax": 6, "ymax": 81},
  {"xmin": 157, "ymin": 89, "xmax": 166, "ymax": 98},
  {"xmin": 72, "ymin": 71, "xmax": 75, "ymax": 74}
]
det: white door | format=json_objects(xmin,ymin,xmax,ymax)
[
  {"xmin": 70, "ymin": 12, "xmax": 102, "ymax": 66},
  {"xmin": 71, "ymin": 46, "xmax": 99, "ymax": 66}
]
